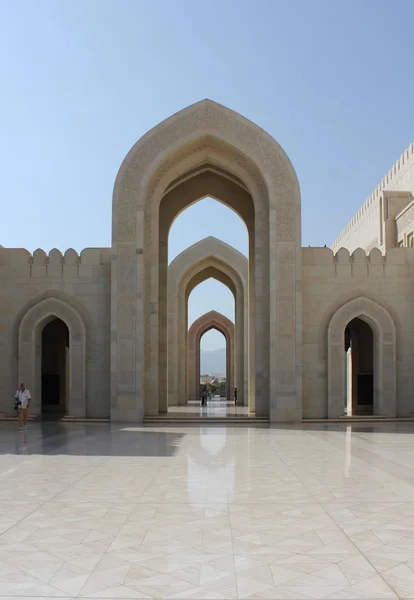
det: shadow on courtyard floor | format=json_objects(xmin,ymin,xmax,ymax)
[
  {"xmin": 1, "ymin": 420, "xmax": 414, "ymax": 457},
  {"xmin": 0, "ymin": 421, "xmax": 185, "ymax": 457}
]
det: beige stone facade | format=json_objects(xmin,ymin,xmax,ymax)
[{"xmin": 1, "ymin": 100, "xmax": 414, "ymax": 421}]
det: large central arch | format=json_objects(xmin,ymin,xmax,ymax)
[
  {"xmin": 111, "ymin": 99, "xmax": 302, "ymax": 422},
  {"xmin": 168, "ymin": 237, "xmax": 248, "ymax": 409},
  {"xmin": 188, "ymin": 311, "xmax": 234, "ymax": 403}
]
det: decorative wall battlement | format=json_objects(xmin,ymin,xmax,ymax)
[
  {"xmin": 332, "ymin": 142, "xmax": 414, "ymax": 249},
  {"xmin": 0, "ymin": 247, "xmax": 111, "ymax": 278},
  {"xmin": 303, "ymin": 246, "xmax": 414, "ymax": 277}
]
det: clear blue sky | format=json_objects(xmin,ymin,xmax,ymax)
[{"xmin": 1, "ymin": 0, "xmax": 413, "ymax": 351}]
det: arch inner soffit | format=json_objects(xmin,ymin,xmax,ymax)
[
  {"xmin": 161, "ymin": 168, "xmax": 254, "ymax": 234},
  {"xmin": 186, "ymin": 266, "xmax": 237, "ymax": 300}
]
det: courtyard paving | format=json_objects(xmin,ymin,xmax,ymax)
[{"xmin": 1, "ymin": 421, "xmax": 414, "ymax": 598}]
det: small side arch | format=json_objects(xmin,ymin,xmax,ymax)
[
  {"xmin": 327, "ymin": 296, "xmax": 396, "ymax": 418},
  {"xmin": 18, "ymin": 297, "xmax": 87, "ymax": 417},
  {"xmin": 319, "ymin": 288, "xmax": 401, "ymax": 361}
]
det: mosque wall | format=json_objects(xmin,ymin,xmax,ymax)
[
  {"xmin": 1, "ymin": 102, "xmax": 414, "ymax": 422},
  {"xmin": 1, "ymin": 243, "xmax": 414, "ymax": 420},
  {"xmin": 0, "ymin": 247, "xmax": 111, "ymax": 418},
  {"xmin": 302, "ymin": 246, "xmax": 414, "ymax": 418}
]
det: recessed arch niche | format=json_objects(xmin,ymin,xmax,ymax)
[
  {"xmin": 17, "ymin": 296, "xmax": 87, "ymax": 418},
  {"xmin": 112, "ymin": 99, "xmax": 301, "ymax": 421},
  {"xmin": 327, "ymin": 296, "xmax": 396, "ymax": 418}
]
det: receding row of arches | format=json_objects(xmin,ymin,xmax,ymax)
[{"xmin": 168, "ymin": 236, "xmax": 248, "ymax": 412}]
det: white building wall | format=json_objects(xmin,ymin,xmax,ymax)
[
  {"xmin": 331, "ymin": 142, "xmax": 414, "ymax": 253},
  {"xmin": 396, "ymin": 200, "xmax": 414, "ymax": 245}
]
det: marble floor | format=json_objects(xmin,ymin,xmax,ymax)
[
  {"xmin": 1, "ymin": 422, "xmax": 414, "ymax": 599},
  {"xmin": 168, "ymin": 399, "xmax": 249, "ymax": 417}
]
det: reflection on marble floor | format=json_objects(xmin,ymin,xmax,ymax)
[
  {"xmin": 168, "ymin": 398, "xmax": 249, "ymax": 417},
  {"xmin": 2, "ymin": 422, "xmax": 414, "ymax": 598}
]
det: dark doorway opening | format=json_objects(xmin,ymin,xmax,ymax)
[
  {"xmin": 41, "ymin": 318, "xmax": 69, "ymax": 413},
  {"xmin": 345, "ymin": 317, "xmax": 374, "ymax": 415}
]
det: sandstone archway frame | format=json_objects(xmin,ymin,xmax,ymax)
[
  {"xmin": 112, "ymin": 99, "xmax": 302, "ymax": 422},
  {"xmin": 328, "ymin": 296, "xmax": 396, "ymax": 418},
  {"xmin": 188, "ymin": 311, "xmax": 234, "ymax": 403},
  {"xmin": 18, "ymin": 297, "xmax": 87, "ymax": 418},
  {"xmin": 167, "ymin": 237, "xmax": 248, "ymax": 409}
]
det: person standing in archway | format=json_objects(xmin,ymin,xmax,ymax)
[
  {"xmin": 15, "ymin": 383, "xmax": 31, "ymax": 432},
  {"xmin": 201, "ymin": 385, "xmax": 207, "ymax": 406},
  {"xmin": 234, "ymin": 387, "xmax": 237, "ymax": 406}
]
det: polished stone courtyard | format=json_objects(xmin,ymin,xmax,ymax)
[{"xmin": 1, "ymin": 422, "xmax": 414, "ymax": 598}]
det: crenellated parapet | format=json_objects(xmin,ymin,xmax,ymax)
[
  {"xmin": 303, "ymin": 245, "xmax": 414, "ymax": 278},
  {"xmin": 331, "ymin": 142, "xmax": 414, "ymax": 252},
  {"xmin": 0, "ymin": 247, "xmax": 111, "ymax": 278}
]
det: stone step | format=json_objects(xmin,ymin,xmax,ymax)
[
  {"xmin": 304, "ymin": 416, "xmax": 414, "ymax": 423},
  {"xmin": 143, "ymin": 416, "xmax": 269, "ymax": 425}
]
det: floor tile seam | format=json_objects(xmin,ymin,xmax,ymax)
[
  {"xmin": 0, "ymin": 454, "xmax": 109, "ymax": 545},
  {"xmin": 318, "ymin": 500, "xmax": 402, "ymax": 598},
  {"xmin": 222, "ymin": 436, "xmax": 237, "ymax": 599},
  {"xmin": 264, "ymin": 443, "xmax": 325, "ymax": 506},
  {"xmin": 347, "ymin": 446, "xmax": 414, "ymax": 484},
  {"xmin": 308, "ymin": 431, "xmax": 414, "ymax": 486},
  {"xmin": 76, "ymin": 459, "xmax": 162, "ymax": 597}
]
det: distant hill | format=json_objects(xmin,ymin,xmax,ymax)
[{"xmin": 200, "ymin": 347, "xmax": 226, "ymax": 377}]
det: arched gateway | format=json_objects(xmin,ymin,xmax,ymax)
[
  {"xmin": 188, "ymin": 311, "xmax": 235, "ymax": 404},
  {"xmin": 167, "ymin": 237, "xmax": 248, "ymax": 409},
  {"xmin": 111, "ymin": 99, "xmax": 302, "ymax": 421}
]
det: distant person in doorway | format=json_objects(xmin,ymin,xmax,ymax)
[
  {"xmin": 15, "ymin": 383, "xmax": 31, "ymax": 432},
  {"xmin": 201, "ymin": 385, "xmax": 207, "ymax": 406},
  {"xmin": 234, "ymin": 387, "xmax": 238, "ymax": 406}
]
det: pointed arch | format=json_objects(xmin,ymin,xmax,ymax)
[
  {"xmin": 328, "ymin": 296, "xmax": 396, "ymax": 417},
  {"xmin": 167, "ymin": 237, "xmax": 248, "ymax": 410},
  {"xmin": 188, "ymin": 311, "xmax": 234, "ymax": 404},
  {"xmin": 111, "ymin": 99, "xmax": 302, "ymax": 422},
  {"xmin": 18, "ymin": 296, "xmax": 87, "ymax": 417}
]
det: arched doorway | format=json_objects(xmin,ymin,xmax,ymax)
[
  {"xmin": 199, "ymin": 329, "xmax": 229, "ymax": 402},
  {"xmin": 345, "ymin": 318, "xmax": 374, "ymax": 416},
  {"xmin": 328, "ymin": 296, "xmax": 396, "ymax": 418},
  {"xmin": 161, "ymin": 171, "xmax": 252, "ymax": 416},
  {"xmin": 112, "ymin": 99, "xmax": 302, "ymax": 422},
  {"xmin": 41, "ymin": 318, "xmax": 70, "ymax": 413},
  {"xmin": 168, "ymin": 238, "xmax": 248, "ymax": 409},
  {"xmin": 18, "ymin": 296, "xmax": 87, "ymax": 417},
  {"xmin": 188, "ymin": 311, "xmax": 234, "ymax": 404}
]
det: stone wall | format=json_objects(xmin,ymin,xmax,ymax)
[
  {"xmin": 396, "ymin": 199, "xmax": 414, "ymax": 244},
  {"xmin": 302, "ymin": 246, "xmax": 414, "ymax": 418},
  {"xmin": 1, "ymin": 242, "xmax": 414, "ymax": 421},
  {"xmin": 0, "ymin": 247, "xmax": 111, "ymax": 418}
]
